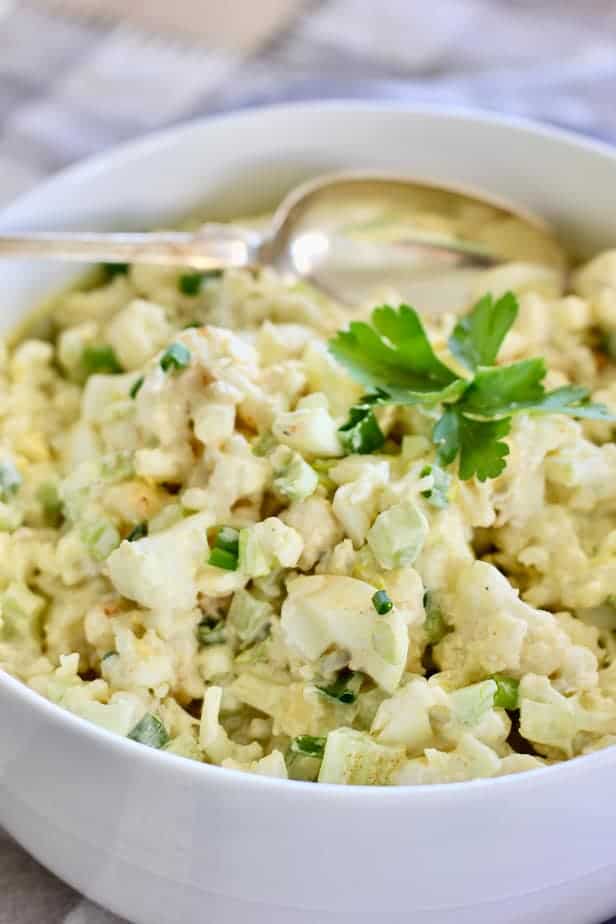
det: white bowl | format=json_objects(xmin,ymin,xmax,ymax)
[{"xmin": 2, "ymin": 103, "xmax": 616, "ymax": 924}]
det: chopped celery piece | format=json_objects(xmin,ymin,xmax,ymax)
[
  {"xmin": 491, "ymin": 674, "xmax": 520, "ymax": 710},
  {"xmin": 127, "ymin": 713, "xmax": 170, "ymax": 749}
]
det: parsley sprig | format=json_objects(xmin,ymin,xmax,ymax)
[{"xmin": 330, "ymin": 293, "xmax": 616, "ymax": 481}]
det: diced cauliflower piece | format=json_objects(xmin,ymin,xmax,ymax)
[
  {"xmin": 573, "ymin": 250, "xmax": 616, "ymax": 299},
  {"xmin": 318, "ymin": 727, "xmax": 407, "ymax": 785},
  {"xmin": 272, "ymin": 393, "xmax": 343, "ymax": 458},
  {"xmin": 105, "ymin": 299, "xmax": 172, "ymax": 370},
  {"xmin": 394, "ymin": 734, "xmax": 502, "ymax": 785},
  {"xmin": 270, "ymin": 445, "xmax": 318, "ymax": 502},
  {"xmin": 238, "ymin": 517, "xmax": 303, "ymax": 578},
  {"xmin": 107, "ymin": 511, "xmax": 212, "ymax": 612},
  {"xmin": 222, "ymin": 750, "xmax": 288, "ymax": 779},
  {"xmin": 281, "ymin": 496, "xmax": 343, "ymax": 570},
  {"xmin": 371, "ymin": 676, "xmax": 448, "ymax": 754},
  {"xmin": 231, "ymin": 672, "xmax": 343, "ymax": 738},
  {"xmin": 199, "ymin": 686, "xmax": 262, "ymax": 765},
  {"xmin": 332, "ymin": 461, "xmax": 388, "ymax": 547},
  {"xmin": 519, "ymin": 674, "xmax": 616, "ymax": 757}
]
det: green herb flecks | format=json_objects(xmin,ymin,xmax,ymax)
[
  {"xmin": 289, "ymin": 735, "xmax": 326, "ymax": 758},
  {"xmin": 129, "ymin": 375, "xmax": 144, "ymax": 399},
  {"xmin": 316, "ymin": 668, "xmax": 362, "ymax": 705}
]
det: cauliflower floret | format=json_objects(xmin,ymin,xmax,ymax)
[
  {"xmin": 437, "ymin": 560, "xmax": 598, "ymax": 691},
  {"xmin": 573, "ymin": 250, "xmax": 616, "ymax": 300},
  {"xmin": 394, "ymin": 733, "xmax": 502, "ymax": 785},
  {"xmin": 371, "ymin": 676, "xmax": 449, "ymax": 754},
  {"xmin": 107, "ymin": 511, "xmax": 211, "ymax": 613},
  {"xmin": 272, "ymin": 393, "xmax": 343, "ymax": 458},
  {"xmin": 519, "ymin": 674, "xmax": 616, "ymax": 758},
  {"xmin": 281, "ymin": 496, "xmax": 343, "ymax": 571},
  {"xmin": 281, "ymin": 574, "xmax": 408, "ymax": 693},
  {"xmin": 230, "ymin": 672, "xmax": 344, "ymax": 738},
  {"xmin": 105, "ymin": 299, "xmax": 172, "ymax": 371},
  {"xmin": 331, "ymin": 460, "xmax": 388, "ymax": 547},
  {"xmin": 199, "ymin": 686, "xmax": 262, "ymax": 765}
]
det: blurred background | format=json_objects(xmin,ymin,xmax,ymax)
[
  {"xmin": 0, "ymin": 0, "xmax": 615, "ymax": 210},
  {"xmin": 2, "ymin": 1, "xmax": 616, "ymax": 922}
]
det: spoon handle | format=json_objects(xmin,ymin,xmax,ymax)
[{"xmin": 0, "ymin": 224, "xmax": 260, "ymax": 270}]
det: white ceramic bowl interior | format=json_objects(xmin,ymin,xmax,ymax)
[{"xmin": 2, "ymin": 103, "xmax": 616, "ymax": 924}]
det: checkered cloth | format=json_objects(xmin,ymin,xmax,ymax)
[{"xmin": 2, "ymin": 1, "xmax": 616, "ymax": 921}]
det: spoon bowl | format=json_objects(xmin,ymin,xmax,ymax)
[{"xmin": 0, "ymin": 170, "xmax": 564, "ymax": 314}]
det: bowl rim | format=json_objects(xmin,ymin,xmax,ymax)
[{"xmin": 2, "ymin": 98, "xmax": 616, "ymax": 799}]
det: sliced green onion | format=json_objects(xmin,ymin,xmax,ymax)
[
  {"xmin": 215, "ymin": 526, "xmax": 239, "ymax": 555},
  {"xmin": 491, "ymin": 674, "xmax": 520, "ymax": 711},
  {"xmin": 82, "ymin": 345, "xmax": 123, "ymax": 375},
  {"xmin": 160, "ymin": 342, "xmax": 191, "ymax": 373},
  {"xmin": 208, "ymin": 547, "xmax": 238, "ymax": 571},
  {"xmin": 289, "ymin": 735, "xmax": 326, "ymax": 758},
  {"xmin": 102, "ymin": 262, "xmax": 129, "ymax": 279},
  {"xmin": 129, "ymin": 375, "xmax": 144, "ymax": 399},
  {"xmin": 196, "ymin": 616, "xmax": 227, "ymax": 646},
  {"xmin": 338, "ymin": 405, "xmax": 385, "ymax": 455},
  {"xmin": 178, "ymin": 269, "xmax": 223, "ymax": 295},
  {"xmin": 184, "ymin": 320, "xmax": 202, "ymax": 329},
  {"xmin": 316, "ymin": 669, "xmax": 361, "ymax": 705},
  {"xmin": 208, "ymin": 525, "xmax": 239, "ymax": 570},
  {"xmin": 126, "ymin": 521, "xmax": 148, "ymax": 542},
  {"xmin": 101, "ymin": 650, "xmax": 117, "ymax": 661},
  {"xmin": 127, "ymin": 713, "xmax": 170, "ymax": 749},
  {"xmin": 372, "ymin": 589, "xmax": 393, "ymax": 615},
  {"xmin": 0, "ymin": 460, "xmax": 21, "ymax": 500}
]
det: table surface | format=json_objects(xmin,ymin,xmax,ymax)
[{"xmin": 2, "ymin": 1, "xmax": 616, "ymax": 921}]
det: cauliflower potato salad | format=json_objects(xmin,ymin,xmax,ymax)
[{"xmin": 4, "ymin": 240, "xmax": 616, "ymax": 787}]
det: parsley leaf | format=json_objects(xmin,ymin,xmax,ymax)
[
  {"xmin": 329, "ymin": 304, "xmax": 467, "ymax": 405},
  {"xmin": 330, "ymin": 293, "xmax": 616, "ymax": 482},
  {"xmin": 338, "ymin": 403, "xmax": 385, "ymax": 454},
  {"xmin": 459, "ymin": 358, "xmax": 547, "ymax": 417},
  {"xmin": 457, "ymin": 415, "xmax": 511, "ymax": 481},
  {"xmin": 461, "ymin": 365, "xmax": 614, "ymax": 422},
  {"xmin": 449, "ymin": 292, "xmax": 518, "ymax": 371}
]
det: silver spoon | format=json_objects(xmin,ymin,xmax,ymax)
[{"xmin": 0, "ymin": 171, "xmax": 564, "ymax": 314}]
